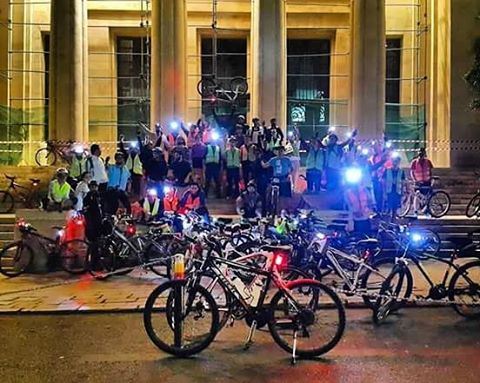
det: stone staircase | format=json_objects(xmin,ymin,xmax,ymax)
[{"xmin": 0, "ymin": 214, "xmax": 16, "ymax": 248}]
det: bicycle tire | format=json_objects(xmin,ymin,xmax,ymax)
[
  {"xmin": 60, "ymin": 239, "xmax": 90, "ymax": 274},
  {"xmin": 360, "ymin": 256, "xmax": 413, "ymax": 310},
  {"xmin": 144, "ymin": 279, "xmax": 219, "ymax": 357},
  {"xmin": 197, "ymin": 78, "xmax": 217, "ymax": 98},
  {"xmin": 229, "ymin": 76, "xmax": 248, "ymax": 95},
  {"xmin": 448, "ymin": 260, "xmax": 480, "ymax": 318},
  {"xmin": 271, "ymin": 188, "xmax": 279, "ymax": 219},
  {"xmin": 466, "ymin": 193, "xmax": 480, "ymax": 218},
  {"xmin": 268, "ymin": 280, "xmax": 345, "ymax": 358},
  {"xmin": 35, "ymin": 147, "xmax": 57, "ymax": 167},
  {"xmin": 372, "ymin": 265, "xmax": 407, "ymax": 325},
  {"xmin": 397, "ymin": 194, "xmax": 411, "ymax": 218},
  {"xmin": 0, "ymin": 191, "xmax": 14, "ymax": 214},
  {"xmin": 411, "ymin": 229, "xmax": 441, "ymax": 258},
  {"xmin": 0, "ymin": 241, "xmax": 33, "ymax": 277},
  {"xmin": 428, "ymin": 190, "xmax": 451, "ymax": 218}
]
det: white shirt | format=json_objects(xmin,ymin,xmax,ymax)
[
  {"xmin": 74, "ymin": 181, "xmax": 90, "ymax": 211},
  {"xmin": 86, "ymin": 156, "xmax": 108, "ymax": 184}
]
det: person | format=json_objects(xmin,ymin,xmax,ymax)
[
  {"xmin": 263, "ymin": 145, "xmax": 293, "ymax": 198},
  {"xmin": 144, "ymin": 147, "xmax": 168, "ymax": 193},
  {"xmin": 163, "ymin": 183, "xmax": 180, "ymax": 213},
  {"xmin": 46, "ymin": 168, "xmax": 74, "ymax": 211},
  {"xmin": 410, "ymin": 147, "xmax": 434, "ymax": 188},
  {"xmin": 384, "ymin": 155, "xmax": 406, "ymax": 221},
  {"xmin": 86, "ymin": 144, "xmax": 109, "ymax": 192},
  {"xmin": 321, "ymin": 129, "xmax": 356, "ymax": 190},
  {"xmin": 236, "ymin": 181, "xmax": 262, "ymax": 219},
  {"xmin": 305, "ymin": 139, "xmax": 324, "ymax": 194},
  {"xmin": 121, "ymin": 139, "xmax": 143, "ymax": 199},
  {"xmin": 230, "ymin": 114, "xmax": 248, "ymax": 136},
  {"xmin": 140, "ymin": 188, "xmax": 163, "ymax": 222},
  {"xmin": 286, "ymin": 133, "xmax": 301, "ymax": 192},
  {"xmin": 240, "ymin": 143, "xmax": 252, "ymax": 184},
  {"xmin": 186, "ymin": 123, "xmax": 200, "ymax": 148},
  {"xmin": 74, "ymin": 171, "xmax": 92, "ymax": 211},
  {"xmin": 224, "ymin": 138, "xmax": 241, "ymax": 198},
  {"xmin": 247, "ymin": 117, "xmax": 264, "ymax": 147},
  {"xmin": 370, "ymin": 141, "xmax": 388, "ymax": 214},
  {"xmin": 190, "ymin": 135, "xmax": 207, "ymax": 184},
  {"xmin": 255, "ymin": 147, "xmax": 274, "ymax": 216},
  {"xmin": 170, "ymin": 135, "xmax": 190, "ymax": 165},
  {"xmin": 264, "ymin": 118, "xmax": 284, "ymax": 146},
  {"xmin": 68, "ymin": 146, "xmax": 86, "ymax": 189},
  {"xmin": 178, "ymin": 182, "xmax": 209, "ymax": 217},
  {"xmin": 83, "ymin": 180, "xmax": 103, "ymax": 269},
  {"xmin": 345, "ymin": 180, "xmax": 373, "ymax": 234},
  {"xmin": 169, "ymin": 152, "xmax": 192, "ymax": 187},
  {"xmin": 106, "ymin": 152, "xmax": 131, "ymax": 215},
  {"xmin": 204, "ymin": 137, "xmax": 222, "ymax": 198}
]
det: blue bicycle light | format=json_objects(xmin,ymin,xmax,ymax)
[
  {"xmin": 163, "ymin": 185, "xmax": 172, "ymax": 195},
  {"xmin": 130, "ymin": 141, "xmax": 138, "ymax": 148},
  {"xmin": 211, "ymin": 130, "xmax": 220, "ymax": 141},
  {"xmin": 345, "ymin": 167, "xmax": 363, "ymax": 184},
  {"xmin": 170, "ymin": 121, "xmax": 179, "ymax": 130},
  {"xmin": 410, "ymin": 232, "xmax": 423, "ymax": 243}
]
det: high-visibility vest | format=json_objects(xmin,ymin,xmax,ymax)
[
  {"xmin": 69, "ymin": 157, "xmax": 86, "ymax": 178},
  {"xmin": 164, "ymin": 190, "xmax": 179, "ymax": 212},
  {"xmin": 411, "ymin": 158, "xmax": 432, "ymax": 182},
  {"xmin": 126, "ymin": 154, "xmax": 143, "ymax": 175},
  {"xmin": 240, "ymin": 145, "xmax": 249, "ymax": 162},
  {"xmin": 225, "ymin": 148, "xmax": 241, "ymax": 168},
  {"xmin": 143, "ymin": 198, "xmax": 160, "ymax": 217},
  {"xmin": 51, "ymin": 180, "xmax": 71, "ymax": 202},
  {"xmin": 385, "ymin": 168, "xmax": 404, "ymax": 194},
  {"xmin": 325, "ymin": 146, "xmax": 342, "ymax": 169},
  {"xmin": 306, "ymin": 148, "xmax": 323, "ymax": 170},
  {"xmin": 205, "ymin": 145, "xmax": 220, "ymax": 164}
]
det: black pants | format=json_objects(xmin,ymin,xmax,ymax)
[
  {"xmin": 306, "ymin": 169, "xmax": 321, "ymax": 193},
  {"xmin": 256, "ymin": 176, "xmax": 269, "ymax": 216},
  {"xmin": 130, "ymin": 173, "xmax": 143, "ymax": 197},
  {"xmin": 241, "ymin": 161, "xmax": 252, "ymax": 183},
  {"xmin": 226, "ymin": 167, "xmax": 240, "ymax": 198},
  {"xmin": 105, "ymin": 188, "xmax": 131, "ymax": 215},
  {"xmin": 205, "ymin": 163, "xmax": 221, "ymax": 198},
  {"xmin": 326, "ymin": 168, "xmax": 341, "ymax": 191},
  {"xmin": 372, "ymin": 178, "xmax": 384, "ymax": 213}
]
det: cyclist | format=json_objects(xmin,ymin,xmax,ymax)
[
  {"xmin": 74, "ymin": 171, "xmax": 92, "ymax": 211},
  {"xmin": 46, "ymin": 168, "xmax": 74, "ymax": 212},
  {"xmin": 163, "ymin": 183, "xmax": 180, "ymax": 213},
  {"xmin": 83, "ymin": 180, "xmax": 103, "ymax": 269},
  {"xmin": 120, "ymin": 136, "xmax": 143, "ymax": 199},
  {"xmin": 86, "ymin": 144, "xmax": 109, "ymax": 193},
  {"xmin": 178, "ymin": 182, "xmax": 209, "ymax": 218},
  {"xmin": 305, "ymin": 138, "xmax": 324, "ymax": 194},
  {"xmin": 262, "ymin": 145, "xmax": 293, "ymax": 198},
  {"xmin": 190, "ymin": 135, "xmax": 207, "ymax": 184},
  {"xmin": 105, "ymin": 152, "xmax": 131, "ymax": 215},
  {"xmin": 204, "ymin": 136, "xmax": 222, "ymax": 198},
  {"xmin": 68, "ymin": 146, "xmax": 86, "ymax": 188},
  {"xmin": 247, "ymin": 117, "xmax": 264, "ymax": 147},
  {"xmin": 384, "ymin": 154, "xmax": 406, "ymax": 221},
  {"xmin": 236, "ymin": 181, "xmax": 262, "ymax": 219},
  {"xmin": 169, "ymin": 151, "xmax": 192, "ymax": 187},
  {"xmin": 144, "ymin": 147, "xmax": 168, "ymax": 193},
  {"xmin": 410, "ymin": 147, "xmax": 434, "ymax": 189},
  {"xmin": 224, "ymin": 137, "xmax": 241, "ymax": 199},
  {"xmin": 344, "ymin": 168, "xmax": 373, "ymax": 234},
  {"xmin": 140, "ymin": 188, "xmax": 164, "ymax": 222}
]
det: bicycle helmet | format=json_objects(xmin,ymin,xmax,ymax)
[{"xmin": 56, "ymin": 167, "xmax": 68, "ymax": 176}]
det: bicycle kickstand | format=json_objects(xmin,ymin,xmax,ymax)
[
  {"xmin": 243, "ymin": 320, "xmax": 257, "ymax": 350},
  {"xmin": 291, "ymin": 330, "xmax": 298, "ymax": 365}
]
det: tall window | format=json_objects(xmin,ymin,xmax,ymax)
[
  {"xmin": 386, "ymin": 38, "xmax": 402, "ymax": 103},
  {"xmin": 116, "ymin": 36, "xmax": 150, "ymax": 139},
  {"xmin": 287, "ymin": 39, "xmax": 331, "ymax": 138},
  {"xmin": 43, "ymin": 34, "xmax": 50, "ymax": 139},
  {"xmin": 200, "ymin": 37, "xmax": 247, "ymax": 117}
]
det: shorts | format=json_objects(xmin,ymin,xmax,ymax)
[{"xmin": 192, "ymin": 158, "xmax": 204, "ymax": 169}]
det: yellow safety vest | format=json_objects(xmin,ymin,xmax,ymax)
[
  {"xmin": 385, "ymin": 168, "xmax": 404, "ymax": 194},
  {"xmin": 325, "ymin": 146, "xmax": 342, "ymax": 169},
  {"xmin": 69, "ymin": 157, "xmax": 86, "ymax": 178},
  {"xmin": 206, "ymin": 145, "xmax": 220, "ymax": 164},
  {"xmin": 51, "ymin": 180, "xmax": 71, "ymax": 202},
  {"xmin": 226, "ymin": 149, "xmax": 241, "ymax": 168},
  {"xmin": 126, "ymin": 154, "xmax": 143, "ymax": 175},
  {"xmin": 143, "ymin": 198, "xmax": 160, "ymax": 217}
]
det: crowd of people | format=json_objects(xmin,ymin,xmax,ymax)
[{"xmin": 43, "ymin": 114, "xmax": 435, "ymax": 238}]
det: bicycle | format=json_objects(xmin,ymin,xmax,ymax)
[
  {"xmin": 35, "ymin": 140, "xmax": 84, "ymax": 167},
  {"xmin": 0, "ymin": 219, "xmax": 89, "ymax": 277},
  {"xmin": 372, "ymin": 230, "xmax": 480, "ymax": 324},
  {"xmin": 143, "ymin": 235, "xmax": 345, "ymax": 364},
  {"xmin": 0, "ymin": 174, "xmax": 43, "ymax": 213},
  {"xmin": 197, "ymin": 76, "xmax": 248, "ymax": 103},
  {"xmin": 465, "ymin": 171, "xmax": 480, "ymax": 218},
  {"xmin": 398, "ymin": 176, "xmax": 451, "ymax": 218}
]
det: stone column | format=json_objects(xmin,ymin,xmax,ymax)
[
  {"xmin": 350, "ymin": 0, "xmax": 386, "ymax": 140},
  {"xmin": 251, "ymin": 0, "xmax": 287, "ymax": 130},
  {"xmin": 150, "ymin": 0, "xmax": 187, "ymax": 129},
  {"xmin": 49, "ymin": 0, "xmax": 88, "ymax": 142}
]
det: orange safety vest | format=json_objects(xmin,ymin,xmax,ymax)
[
  {"xmin": 164, "ymin": 191, "xmax": 179, "ymax": 212},
  {"xmin": 411, "ymin": 158, "xmax": 432, "ymax": 182}
]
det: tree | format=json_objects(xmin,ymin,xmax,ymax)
[{"xmin": 464, "ymin": 38, "xmax": 480, "ymax": 111}]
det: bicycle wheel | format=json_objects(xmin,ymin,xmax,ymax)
[
  {"xmin": 428, "ymin": 191, "xmax": 451, "ymax": 218},
  {"xmin": 372, "ymin": 265, "xmax": 407, "ymax": 325},
  {"xmin": 0, "ymin": 241, "xmax": 33, "ymax": 277},
  {"xmin": 35, "ymin": 147, "xmax": 57, "ymax": 167},
  {"xmin": 230, "ymin": 76, "xmax": 248, "ymax": 95},
  {"xmin": 397, "ymin": 194, "xmax": 411, "ymax": 218},
  {"xmin": 271, "ymin": 187, "xmax": 279, "ymax": 219},
  {"xmin": 448, "ymin": 260, "xmax": 480, "ymax": 318},
  {"xmin": 60, "ymin": 239, "xmax": 90, "ymax": 274},
  {"xmin": 198, "ymin": 274, "xmax": 232, "ymax": 331},
  {"xmin": 360, "ymin": 256, "xmax": 413, "ymax": 310},
  {"xmin": 466, "ymin": 193, "xmax": 480, "ymax": 218},
  {"xmin": 268, "ymin": 280, "xmax": 345, "ymax": 358},
  {"xmin": 144, "ymin": 279, "xmax": 219, "ymax": 357},
  {"xmin": 0, "ymin": 191, "xmax": 14, "ymax": 214},
  {"xmin": 197, "ymin": 78, "xmax": 217, "ymax": 98}
]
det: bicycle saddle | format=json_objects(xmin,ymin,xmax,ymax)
[
  {"xmin": 261, "ymin": 244, "xmax": 291, "ymax": 252},
  {"xmin": 5, "ymin": 174, "xmax": 16, "ymax": 180},
  {"xmin": 30, "ymin": 178, "xmax": 41, "ymax": 184},
  {"xmin": 356, "ymin": 238, "xmax": 380, "ymax": 247},
  {"xmin": 51, "ymin": 225, "xmax": 64, "ymax": 230}
]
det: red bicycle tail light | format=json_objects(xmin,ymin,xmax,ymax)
[
  {"xmin": 275, "ymin": 254, "xmax": 284, "ymax": 266},
  {"xmin": 126, "ymin": 224, "xmax": 136, "ymax": 236}
]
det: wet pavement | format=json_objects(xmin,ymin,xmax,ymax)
[{"xmin": 0, "ymin": 308, "xmax": 479, "ymax": 383}]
